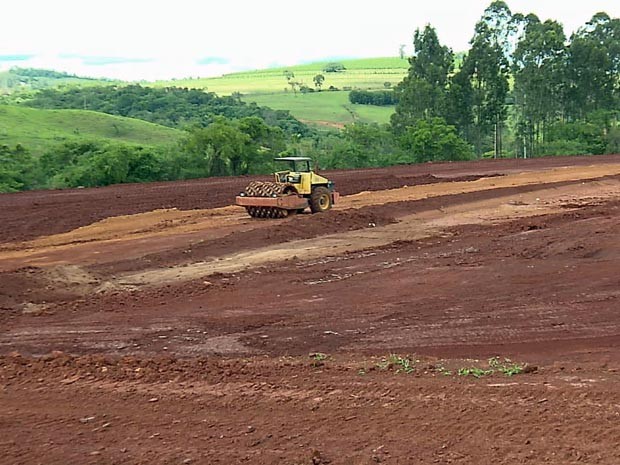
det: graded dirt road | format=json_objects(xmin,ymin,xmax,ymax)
[{"xmin": 1, "ymin": 155, "xmax": 620, "ymax": 464}]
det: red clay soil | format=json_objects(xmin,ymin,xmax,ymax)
[
  {"xmin": 2, "ymin": 353, "xmax": 619, "ymax": 465},
  {"xmin": 2, "ymin": 156, "xmax": 620, "ymax": 464},
  {"xmin": 2, "ymin": 153, "xmax": 619, "ymax": 243},
  {"xmin": 4, "ymin": 197, "xmax": 618, "ymax": 361},
  {"xmin": 88, "ymin": 176, "xmax": 609, "ymax": 274}
]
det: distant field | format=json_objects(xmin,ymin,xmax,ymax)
[
  {"xmin": 248, "ymin": 91, "xmax": 394, "ymax": 127},
  {"xmin": 153, "ymin": 57, "xmax": 405, "ymax": 127},
  {"xmin": 0, "ymin": 69, "xmax": 118, "ymax": 95},
  {"xmin": 0, "ymin": 105, "xmax": 182, "ymax": 155},
  {"xmin": 0, "ymin": 58, "xmax": 407, "ymax": 132},
  {"xmin": 155, "ymin": 57, "xmax": 409, "ymax": 96}
]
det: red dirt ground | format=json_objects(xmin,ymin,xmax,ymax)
[
  {"xmin": 2, "ymin": 154, "xmax": 618, "ymax": 243},
  {"xmin": 2, "ymin": 155, "xmax": 620, "ymax": 464}
]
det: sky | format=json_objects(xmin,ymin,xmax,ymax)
[{"xmin": 1, "ymin": 0, "xmax": 619, "ymax": 81}]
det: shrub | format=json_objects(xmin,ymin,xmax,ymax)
[
  {"xmin": 399, "ymin": 117, "xmax": 474, "ymax": 163},
  {"xmin": 322, "ymin": 62, "xmax": 346, "ymax": 73}
]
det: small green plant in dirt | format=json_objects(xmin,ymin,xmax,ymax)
[
  {"xmin": 457, "ymin": 367, "xmax": 494, "ymax": 378},
  {"xmin": 309, "ymin": 352, "xmax": 328, "ymax": 367},
  {"xmin": 488, "ymin": 357, "xmax": 525, "ymax": 376},
  {"xmin": 377, "ymin": 354, "xmax": 417, "ymax": 374},
  {"xmin": 457, "ymin": 357, "xmax": 527, "ymax": 378},
  {"xmin": 435, "ymin": 365, "xmax": 452, "ymax": 376}
]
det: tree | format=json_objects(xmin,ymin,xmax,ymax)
[
  {"xmin": 349, "ymin": 90, "xmax": 397, "ymax": 106},
  {"xmin": 391, "ymin": 25, "xmax": 454, "ymax": 133},
  {"xmin": 0, "ymin": 144, "xmax": 38, "ymax": 192},
  {"xmin": 565, "ymin": 13, "xmax": 620, "ymax": 120},
  {"xmin": 25, "ymin": 84, "xmax": 307, "ymax": 136},
  {"xmin": 313, "ymin": 74, "xmax": 325, "ymax": 90},
  {"xmin": 445, "ymin": 62, "xmax": 474, "ymax": 144},
  {"xmin": 512, "ymin": 15, "xmax": 567, "ymax": 157},
  {"xmin": 288, "ymin": 80, "xmax": 300, "ymax": 95},
  {"xmin": 237, "ymin": 116, "xmax": 286, "ymax": 174},
  {"xmin": 180, "ymin": 118, "xmax": 249, "ymax": 177},
  {"xmin": 322, "ymin": 62, "xmax": 346, "ymax": 73},
  {"xmin": 38, "ymin": 141, "xmax": 168, "ymax": 188},
  {"xmin": 399, "ymin": 118, "xmax": 474, "ymax": 163},
  {"xmin": 478, "ymin": 1, "xmax": 518, "ymax": 62},
  {"xmin": 457, "ymin": 1, "xmax": 512, "ymax": 157}
]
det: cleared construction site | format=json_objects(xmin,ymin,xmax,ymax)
[{"xmin": 1, "ymin": 155, "xmax": 620, "ymax": 464}]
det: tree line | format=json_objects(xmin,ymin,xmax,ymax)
[
  {"xmin": 1, "ymin": 1, "xmax": 618, "ymax": 193},
  {"xmin": 0, "ymin": 85, "xmax": 313, "ymax": 192},
  {"xmin": 391, "ymin": 2, "xmax": 620, "ymax": 158},
  {"xmin": 349, "ymin": 90, "xmax": 398, "ymax": 106},
  {"xmin": 0, "ymin": 115, "xmax": 289, "ymax": 191}
]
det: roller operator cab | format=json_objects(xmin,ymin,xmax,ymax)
[{"xmin": 235, "ymin": 157, "xmax": 339, "ymax": 218}]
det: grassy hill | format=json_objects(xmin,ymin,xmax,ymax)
[
  {"xmin": 248, "ymin": 91, "xmax": 395, "ymax": 127},
  {"xmin": 0, "ymin": 105, "xmax": 182, "ymax": 155},
  {"xmin": 154, "ymin": 57, "xmax": 408, "ymax": 127},
  {"xmin": 0, "ymin": 68, "xmax": 118, "ymax": 95},
  {"xmin": 2, "ymin": 58, "xmax": 408, "ymax": 130},
  {"xmin": 157, "ymin": 57, "xmax": 408, "ymax": 95}
]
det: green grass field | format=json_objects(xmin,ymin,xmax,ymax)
[
  {"xmin": 153, "ymin": 57, "xmax": 406, "ymax": 127},
  {"xmin": 248, "ymin": 91, "xmax": 395, "ymax": 127},
  {"xmin": 0, "ymin": 105, "xmax": 182, "ymax": 155},
  {"xmin": 156, "ymin": 57, "xmax": 409, "ymax": 96}
]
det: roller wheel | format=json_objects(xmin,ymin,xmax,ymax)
[
  {"xmin": 242, "ymin": 181, "xmax": 297, "ymax": 219},
  {"xmin": 310, "ymin": 186, "xmax": 332, "ymax": 213}
]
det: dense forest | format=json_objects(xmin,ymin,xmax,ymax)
[
  {"xmin": 0, "ymin": 1, "xmax": 618, "ymax": 192},
  {"xmin": 349, "ymin": 90, "xmax": 398, "ymax": 106}
]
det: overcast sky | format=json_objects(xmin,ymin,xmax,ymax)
[{"xmin": 1, "ymin": 0, "xmax": 618, "ymax": 81}]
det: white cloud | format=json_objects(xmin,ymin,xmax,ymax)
[{"xmin": 1, "ymin": 0, "xmax": 618, "ymax": 80}]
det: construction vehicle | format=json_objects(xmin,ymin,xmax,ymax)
[{"xmin": 235, "ymin": 157, "xmax": 339, "ymax": 218}]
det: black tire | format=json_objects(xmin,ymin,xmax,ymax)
[{"xmin": 310, "ymin": 186, "xmax": 332, "ymax": 213}]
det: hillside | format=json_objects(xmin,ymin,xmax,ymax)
[
  {"xmin": 154, "ymin": 57, "xmax": 407, "ymax": 127},
  {"xmin": 155, "ymin": 57, "xmax": 409, "ymax": 95},
  {"xmin": 0, "ymin": 68, "xmax": 117, "ymax": 94},
  {"xmin": 0, "ymin": 105, "xmax": 181, "ymax": 155},
  {"xmin": 3, "ymin": 59, "xmax": 407, "ymax": 129},
  {"xmin": 248, "ymin": 91, "xmax": 395, "ymax": 127}
]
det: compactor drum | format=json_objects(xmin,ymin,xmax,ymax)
[{"xmin": 235, "ymin": 157, "xmax": 339, "ymax": 219}]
